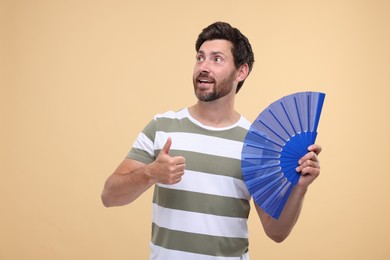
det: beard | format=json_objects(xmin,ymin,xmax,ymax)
[{"xmin": 193, "ymin": 70, "xmax": 237, "ymax": 102}]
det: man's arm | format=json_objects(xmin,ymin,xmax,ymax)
[
  {"xmin": 101, "ymin": 137, "xmax": 186, "ymax": 207},
  {"xmin": 255, "ymin": 144, "xmax": 322, "ymax": 242}
]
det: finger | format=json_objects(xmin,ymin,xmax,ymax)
[
  {"xmin": 300, "ymin": 165, "xmax": 320, "ymax": 177},
  {"xmin": 308, "ymin": 144, "xmax": 322, "ymax": 155},
  {"xmin": 296, "ymin": 154, "xmax": 320, "ymax": 171},
  {"xmin": 160, "ymin": 137, "xmax": 172, "ymax": 155},
  {"xmin": 167, "ymin": 174, "xmax": 183, "ymax": 185},
  {"xmin": 297, "ymin": 158, "xmax": 319, "ymax": 170},
  {"xmin": 298, "ymin": 151, "xmax": 319, "ymax": 165},
  {"xmin": 175, "ymin": 163, "xmax": 186, "ymax": 172},
  {"xmin": 173, "ymin": 176, "xmax": 182, "ymax": 184},
  {"xmin": 173, "ymin": 156, "xmax": 186, "ymax": 165}
]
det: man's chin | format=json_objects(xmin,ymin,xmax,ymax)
[{"xmin": 196, "ymin": 92, "xmax": 217, "ymax": 102}]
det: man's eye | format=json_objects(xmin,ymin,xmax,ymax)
[
  {"xmin": 196, "ymin": 56, "xmax": 204, "ymax": 62},
  {"xmin": 215, "ymin": 57, "xmax": 222, "ymax": 62}
]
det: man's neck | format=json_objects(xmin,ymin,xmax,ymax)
[{"xmin": 188, "ymin": 97, "xmax": 240, "ymax": 128}]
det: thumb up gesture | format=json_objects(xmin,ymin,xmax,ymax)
[{"xmin": 148, "ymin": 137, "xmax": 186, "ymax": 185}]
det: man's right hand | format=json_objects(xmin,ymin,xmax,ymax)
[{"xmin": 147, "ymin": 137, "xmax": 186, "ymax": 185}]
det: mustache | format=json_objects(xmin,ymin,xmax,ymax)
[
  {"xmin": 198, "ymin": 71, "xmax": 209, "ymax": 77},
  {"xmin": 196, "ymin": 71, "xmax": 214, "ymax": 80}
]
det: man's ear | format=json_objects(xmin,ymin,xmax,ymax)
[{"xmin": 236, "ymin": 64, "xmax": 249, "ymax": 82}]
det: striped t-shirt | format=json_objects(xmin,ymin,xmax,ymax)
[{"xmin": 127, "ymin": 108, "xmax": 252, "ymax": 260}]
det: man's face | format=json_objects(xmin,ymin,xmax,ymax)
[{"xmin": 193, "ymin": 40, "xmax": 239, "ymax": 102}]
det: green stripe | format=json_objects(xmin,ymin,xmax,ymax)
[
  {"xmin": 155, "ymin": 117, "xmax": 248, "ymax": 142},
  {"xmin": 129, "ymin": 147, "xmax": 244, "ymax": 180},
  {"xmin": 169, "ymin": 150, "xmax": 243, "ymax": 180},
  {"xmin": 127, "ymin": 147, "xmax": 155, "ymax": 164},
  {"xmin": 128, "ymin": 148, "xmax": 243, "ymax": 180},
  {"xmin": 152, "ymin": 223, "xmax": 248, "ymax": 257},
  {"xmin": 142, "ymin": 119, "xmax": 157, "ymax": 141},
  {"xmin": 153, "ymin": 186, "xmax": 250, "ymax": 219}
]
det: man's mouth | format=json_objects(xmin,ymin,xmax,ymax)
[{"xmin": 197, "ymin": 78, "xmax": 215, "ymax": 85}]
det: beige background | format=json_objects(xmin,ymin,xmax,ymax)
[{"xmin": 2, "ymin": 0, "xmax": 390, "ymax": 259}]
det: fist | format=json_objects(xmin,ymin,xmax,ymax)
[{"xmin": 151, "ymin": 137, "xmax": 186, "ymax": 184}]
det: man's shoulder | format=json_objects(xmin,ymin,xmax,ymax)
[
  {"xmin": 154, "ymin": 108, "xmax": 188, "ymax": 120},
  {"xmin": 238, "ymin": 114, "xmax": 251, "ymax": 130}
]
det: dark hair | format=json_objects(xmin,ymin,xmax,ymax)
[{"xmin": 195, "ymin": 21, "xmax": 255, "ymax": 93}]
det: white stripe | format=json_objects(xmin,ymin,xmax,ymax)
[
  {"xmin": 150, "ymin": 244, "xmax": 249, "ymax": 260},
  {"xmin": 158, "ymin": 170, "xmax": 251, "ymax": 200},
  {"xmin": 186, "ymin": 112, "xmax": 251, "ymax": 131},
  {"xmin": 154, "ymin": 108, "xmax": 251, "ymax": 131},
  {"xmin": 152, "ymin": 203, "xmax": 248, "ymax": 238},
  {"xmin": 132, "ymin": 132, "xmax": 154, "ymax": 156},
  {"xmin": 155, "ymin": 109, "xmax": 188, "ymax": 120},
  {"xmin": 150, "ymin": 244, "xmax": 250, "ymax": 260},
  {"xmin": 155, "ymin": 131, "xmax": 243, "ymax": 159}
]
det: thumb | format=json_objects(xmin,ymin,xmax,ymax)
[{"xmin": 160, "ymin": 137, "xmax": 172, "ymax": 155}]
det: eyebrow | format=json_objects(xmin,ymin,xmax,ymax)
[{"xmin": 197, "ymin": 50, "xmax": 226, "ymax": 56}]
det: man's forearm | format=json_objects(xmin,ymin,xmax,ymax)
[
  {"xmin": 258, "ymin": 186, "xmax": 308, "ymax": 242},
  {"xmin": 101, "ymin": 163, "xmax": 154, "ymax": 207}
]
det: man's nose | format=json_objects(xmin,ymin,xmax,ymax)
[{"xmin": 198, "ymin": 59, "xmax": 211, "ymax": 72}]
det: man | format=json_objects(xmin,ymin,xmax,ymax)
[{"xmin": 101, "ymin": 21, "xmax": 321, "ymax": 259}]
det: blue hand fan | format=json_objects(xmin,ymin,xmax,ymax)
[{"xmin": 241, "ymin": 91, "xmax": 325, "ymax": 219}]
